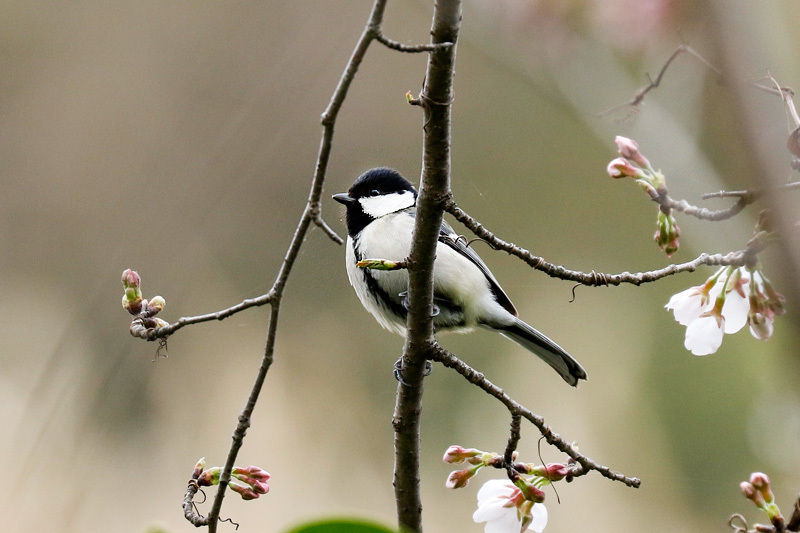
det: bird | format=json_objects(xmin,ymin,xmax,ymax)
[{"xmin": 332, "ymin": 167, "xmax": 587, "ymax": 386}]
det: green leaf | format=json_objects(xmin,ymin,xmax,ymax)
[{"xmin": 285, "ymin": 517, "xmax": 398, "ymax": 533}]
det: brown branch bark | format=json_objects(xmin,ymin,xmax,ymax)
[
  {"xmin": 444, "ymin": 198, "xmax": 763, "ymax": 287},
  {"xmin": 201, "ymin": 1, "xmax": 393, "ymax": 529},
  {"xmin": 428, "ymin": 344, "xmax": 641, "ymax": 488},
  {"xmin": 392, "ymin": 1, "xmax": 461, "ymax": 531}
]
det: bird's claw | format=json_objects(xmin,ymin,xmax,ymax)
[
  {"xmin": 398, "ymin": 291, "xmax": 440, "ymax": 317},
  {"xmin": 393, "ymin": 357, "xmax": 433, "ymax": 384}
]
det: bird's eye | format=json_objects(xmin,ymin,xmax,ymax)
[{"xmin": 369, "ymin": 189, "xmax": 380, "ymax": 196}]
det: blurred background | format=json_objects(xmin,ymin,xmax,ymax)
[{"xmin": 2, "ymin": 0, "xmax": 799, "ymax": 531}]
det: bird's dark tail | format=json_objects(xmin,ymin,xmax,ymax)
[{"xmin": 491, "ymin": 318, "xmax": 587, "ymax": 387}]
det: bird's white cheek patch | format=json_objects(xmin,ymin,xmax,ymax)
[{"xmin": 359, "ymin": 191, "xmax": 415, "ymax": 218}]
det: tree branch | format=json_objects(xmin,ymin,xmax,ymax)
[
  {"xmin": 428, "ymin": 343, "xmax": 641, "ymax": 488},
  {"xmin": 444, "ymin": 197, "xmax": 763, "ymax": 287},
  {"xmin": 393, "ymin": 1, "xmax": 461, "ymax": 531},
  {"xmin": 598, "ymin": 44, "xmax": 721, "ymax": 119},
  {"xmin": 200, "ymin": 1, "xmax": 393, "ymax": 529}
]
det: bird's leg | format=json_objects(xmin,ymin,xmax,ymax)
[
  {"xmin": 399, "ymin": 291, "xmax": 440, "ymax": 317},
  {"xmin": 393, "ymin": 357, "xmax": 433, "ymax": 384}
]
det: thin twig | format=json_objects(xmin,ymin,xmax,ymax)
[
  {"xmin": 598, "ymin": 44, "xmax": 721, "ymax": 118},
  {"xmin": 201, "ymin": 2, "xmax": 393, "ymax": 530},
  {"xmin": 183, "ymin": 481, "xmax": 210, "ymax": 527},
  {"xmin": 444, "ymin": 198, "xmax": 760, "ymax": 287},
  {"xmin": 309, "ymin": 201, "xmax": 344, "ymax": 244},
  {"xmin": 130, "ymin": 292, "xmax": 275, "ymax": 340},
  {"xmin": 658, "ymin": 181, "xmax": 800, "ymax": 221},
  {"xmin": 661, "ymin": 193, "xmax": 752, "ymax": 221},
  {"xmin": 372, "ymin": 25, "xmax": 453, "ymax": 53},
  {"xmin": 428, "ymin": 343, "xmax": 641, "ymax": 488},
  {"xmin": 762, "ymin": 71, "xmax": 800, "ymax": 130},
  {"xmin": 503, "ymin": 414, "xmax": 522, "ymax": 480}
]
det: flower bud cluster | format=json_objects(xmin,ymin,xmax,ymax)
[
  {"xmin": 740, "ymin": 472, "xmax": 784, "ymax": 528},
  {"xmin": 192, "ymin": 457, "xmax": 271, "ymax": 501},
  {"xmin": 655, "ymin": 210, "xmax": 681, "ymax": 257},
  {"xmin": 665, "ymin": 265, "xmax": 785, "ymax": 355},
  {"xmin": 606, "ymin": 136, "xmax": 665, "ymax": 192},
  {"xmin": 607, "ymin": 137, "xmax": 681, "ymax": 256},
  {"xmin": 121, "ymin": 269, "xmax": 169, "ymax": 327},
  {"xmin": 444, "ymin": 445, "xmax": 570, "ymax": 533}
]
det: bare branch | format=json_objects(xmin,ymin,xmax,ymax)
[
  {"xmin": 199, "ymin": 1, "xmax": 395, "ymax": 529},
  {"xmin": 393, "ymin": 2, "xmax": 461, "ymax": 530},
  {"xmin": 428, "ymin": 343, "xmax": 641, "ymax": 488},
  {"xmin": 130, "ymin": 292, "xmax": 275, "ymax": 341},
  {"xmin": 372, "ymin": 25, "xmax": 453, "ymax": 53},
  {"xmin": 183, "ymin": 481, "xmax": 211, "ymax": 528},
  {"xmin": 661, "ymin": 193, "xmax": 752, "ymax": 221},
  {"xmin": 503, "ymin": 414, "xmax": 522, "ymax": 481},
  {"xmin": 444, "ymin": 197, "xmax": 760, "ymax": 287},
  {"xmin": 661, "ymin": 181, "xmax": 800, "ymax": 221},
  {"xmin": 598, "ymin": 44, "xmax": 721, "ymax": 118},
  {"xmin": 309, "ymin": 201, "xmax": 344, "ymax": 244}
]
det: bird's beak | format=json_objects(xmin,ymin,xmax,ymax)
[{"xmin": 332, "ymin": 193, "xmax": 356, "ymax": 205}]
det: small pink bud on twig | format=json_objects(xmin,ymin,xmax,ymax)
[
  {"xmin": 192, "ymin": 457, "xmax": 207, "ymax": 480},
  {"xmin": 148, "ymin": 295, "xmax": 166, "ymax": 313},
  {"xmin": 515, "ymin": 479, "xmax": 546, "ymax": 503},
  {"xmin": 197, "ymin": 467, "xmax": 222, "ymax": 487},
  {"xmin": 443, "ymin": 445, "xmax": 482, "ymax": 464},
  {"xmin": 606, "ymin": 157, "xmax": 640, "ymax": 179},
  {"xmin": 446, "ymin": 464, "xmax": 482, "ymax": 489},
  {"xmin": 615, "ymin": 136, "xmax": 651, "ymax": 168},
  {"xmin": 121, "ymin": 269, "xmax": 141, "ymax": 289},
  {"xmin": 531, "ymin": 463, "xmax": 569, "ymax": 482}
]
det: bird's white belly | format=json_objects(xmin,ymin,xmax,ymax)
[{"xmin": 345, "ymin": 213, "xmax": 506, "ymax": 334}]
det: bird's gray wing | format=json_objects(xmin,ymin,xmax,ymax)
[{"xmin": 437, "ymin": 220, "xmax": 518, "ymax": 317}]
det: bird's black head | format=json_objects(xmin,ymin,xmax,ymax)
[{"xmin": 333, "ymin": 168, "xmax": 417, "ymax": 236}]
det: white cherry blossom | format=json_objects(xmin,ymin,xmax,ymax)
[{"xmin": 473, "ymin": 479, "xmax": 547, "ymax": 533}]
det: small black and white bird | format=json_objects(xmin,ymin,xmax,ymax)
[{"xmin": 333, "ymin": 167, "xmax": 587, "ymax": 386}]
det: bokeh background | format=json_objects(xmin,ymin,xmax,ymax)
[{"xmin": 2, "ymin": 1, "xmax": 799, "ymax": 531}]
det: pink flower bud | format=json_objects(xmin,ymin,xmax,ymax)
[
  {"xmin": 446, "ymin": 466, "xmax": 480, "ymax": 489},
  {"xmin": 197, "ymin": 467, "xmax": 222, "ymax": 487},
  {"xmin": 229, "ymin": 479, "xmax": 262, "ymax": 500},
  {"xmin": 233, "ymin": 466, "xmax": 271, "ymax": 481},
  {"xmin": 750, "ymin": 472, "xmax": 774, "ymax": 502},
  {"xmin": 443, "ymin": 445, "xmax": 482, "ymax": 464},
  {"xmin": 615, "ymin": 136, "xmax": 651, "ymax": 168},
  {"xmin": 516, "ymin": 479, "xmax": 546, "ymax": 503},
  {"xmin": 531, "ymin": 463, "xmax": 569, "ymax": 481},
  {"xmin": 192, "ymin": 457, "xmax": 207, "ymax": 480},
  {"xmin": 121, "ymin": 269, "xmax": 141, "ymax": 289},
  {"xmin": 606, "ymin": 157, "xmax": 640, "ymax": 179},
  {"xmin": 741, "ymin": 481, "xmax": 762, "ymax": 503},
  {"xmin": 148, "ymin": 295, "xmax": 166, "ymax": 313}
]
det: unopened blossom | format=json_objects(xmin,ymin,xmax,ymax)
[
  {"xmin": 741, "ymin": 472, "xmax": 783, "ymax": 523},
  {"xmin": 447, "ymin": 464, "xmax": 482, "ymax": 489},
  {"xmin": 530, "ymin": 463, "xmax": 569, "ymax": 482},
  {"xmin": 194, "ymin": 462, "xmax": 271, "ymax": 501},
  {"xmin": 473, "ymin": 479, "xmax": 548, "ymax": 533},
  {"xmin": 443, "ymin": 445, "xmax": 483, "ymax": 464},
  {"xmin": 606, "ymin": 157, "xmax": 643, "ymax": 179},
  {"xmin": 615, "ymin": 136, "xmax": 650, "ymax": 168},
  {"xmin": 654, "ymin": 210, "xmax": 680, "ymax": 257}
]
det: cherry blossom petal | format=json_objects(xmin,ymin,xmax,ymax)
[
  {"xmin": 665, "ymin": 287, "xmax": 707, "ymax": 326},
  {"xmin": 723, "ymin": 282, "xmax": 750, "ymax": 334},
  {"xmin": 685, "ymin": 315, "xmax": 725, "ymax": 355}
]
